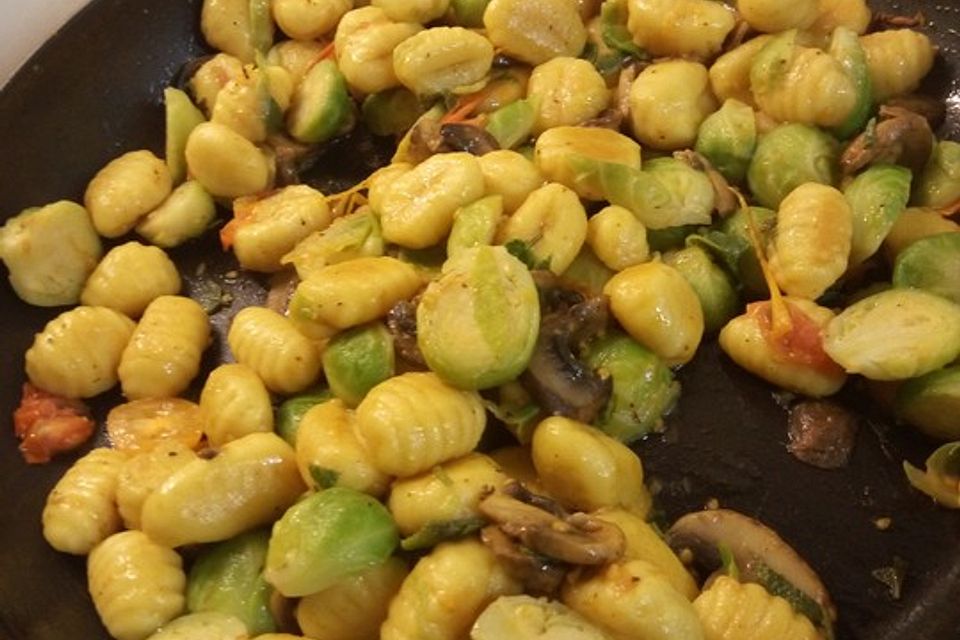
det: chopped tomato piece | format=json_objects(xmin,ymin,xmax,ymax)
[
  {"xmin": 13, "ymin": 383, "xmax": 95, "ymax": 464},
  {"xmin": 106, "ymin": 397, "xmax": 203, "ymax": 452},
  {"xmin": 748, "ymin": 300, "xmax": 845, "ymax": 376},
  {"xmin": 219, "ymin": 195, "xmax": 260, "ymax": 250}
]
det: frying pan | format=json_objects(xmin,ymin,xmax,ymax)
[{"xmin": 0, "ymin": 1, "xmax": 958, "ymax": 638}]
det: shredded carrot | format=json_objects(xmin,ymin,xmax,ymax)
[
  {"xmin": 325, "ymin": 175, "xmax": 374, "ymax": 218},
  {"xmin": 220, "ymin": 196, "xmax": 259, "ymax": 250},
  {"xmin": 441, "ymin": 91, "xmax": 488, "ymax": 124},
  {"xmin": 304, "ymin": 41, "xmax": 337, "ymax": 72}
]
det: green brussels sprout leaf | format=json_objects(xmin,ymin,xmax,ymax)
[
  {"xmin": 695, "ymin": 99, "xmax": 757, "ymax": 184},
  {"xmin": 485, "ymin": 99, "xmax": 536, "ymax": 150},
  {"xmin": 828, "ymin": 27, "xmax": 873, "ymax": 140},
  {"xmin": 600, "ymin": 0, "xmax": 648, "ymax": 60},
  {"xmin": 664, "ymin": 246, "xmax": 740, "ymax": 333},
  {"xmin": 400, "ymin": 516, "xmax": 488, "ymax": 551},
  {"xmin": 915, "ymin": 141, "xmax": 960, "ymax": 208},
  {"xmin": 362, "ymin": 88, "xmax": 425, "ymax": 137}
]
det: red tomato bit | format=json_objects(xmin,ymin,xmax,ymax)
[{"xmin": 13, "ymin": 383, "xmax": 96, "ymax": 464}]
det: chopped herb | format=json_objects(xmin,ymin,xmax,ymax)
[
  {"xmin": 400, "ymin": 517, "xmax": 487, "ymax": 551},
  {"xmin": 309, "ymin": 465, "xmax": 340, "ymax": 490}
]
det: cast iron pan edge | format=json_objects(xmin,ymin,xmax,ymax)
[{"xmin": 0, "ymin": 1, "xmax": 958, "ymax": 638}]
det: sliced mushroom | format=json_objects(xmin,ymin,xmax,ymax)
[
  {"xmin": 841, "ymin": 106, "xmax": 934, "ymax": 176},
  {"xmin": 440, "ymin": 123, "xmax": 501, "ymax": 156},
  {"xmin": 786, "ymin": 399, "xmax": 859, "ymax": 470},
  {"xmin": 480, "ymin": 525, "xmax": 567, "ymax": 595},
  {"xmin": 884, "ymin": 95, "xmax": 946, "ymax": 130},
  {"xmin": 521, "ymin": 296, "xmax": 612, "ymax": 424},
  {"xmin": 386, "ymin": 298, "xmax": 426, "ymax": 367},
  {"xmin": 479, "ymin": 487, "xmax": 626, "ymax": 566},
  {"xmin": 667, "ymin": 508, "xmax": 836, "ymax": 623}
]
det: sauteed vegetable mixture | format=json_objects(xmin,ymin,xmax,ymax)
[{"xmin": 2, "ymin": 0, "xmax": 959, "ymax": 638}]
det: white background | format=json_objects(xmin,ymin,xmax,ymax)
[{"xmin": 0, "ymin": 0, "xmax": 92, "ymax": 88}]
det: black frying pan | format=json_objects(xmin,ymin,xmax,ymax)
[{"xmin": 0, "ymin": 1, "xmax": 958, "ymax": 638}]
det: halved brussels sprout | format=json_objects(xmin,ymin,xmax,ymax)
[
  {"xmin": 664, "ymin": 245, "xmax": 740, "ymax": 334},
  {"xmin": 843, "ymin": 164, "xmax": 911, "ymax": 266},
  {"xmin": 275, "ymin": 388, "xmax": 333, "ymax": 446},
  {"xmin": 534, "ymin": 126, "xmax": 642, "ymax": 201},
  {"xmin": 896, "ymin": 366, "xmax": 960, "ymax": 441},
  {"xmin": 0, "ymin": 201, "xmax": 102, "ymax": 307},
  {"xmin": 264, "ymin": 487, "xmax": 398, "ymax": 597},
  {"xmin": 362, "ymin": 87, "xmax": 424, "ymax": 137},
  {"xmin": 690, "ymin": 206, "xmax": 776, "ymax": 299},
  {"xmin": 287, "ymin": 58, "xmax": 354, "ymax": 144},
  {"xmin": 904, "ymin": 442, "xmax": 960, "ymax": 508},
  {"xmin": 282, "ymin": 207, "xmax": 384, "ymax": 280},
  {"xmin": 567, "ymin": 156, "xmax": 713, "ymax": 230},
  {"xmin": 828, "ymin": 26, "xmax": 873, "ymax": 140},
  {"xmin": 915, "ymin": 141, "xmax": 960, "ymax": 209},
  {"xmin": 584, "ymin": 333, "xmax": 680, "ymax": 443},
  {"xmin": 417, "ymin": 246, "xmax": 540, "ymax": 390},
  {"xmin": 484, "ymin": 99, "xmax": 536, "ymax": 150},
  {"xmin": 892, "ymin": 232, "xmax": 960, "ymax": 305},
  {"xmin": 823, "ymin": 288, "xmax": 960, "ymax": 381},
  {"xmin": 747, "ymin": 123, "xmax": 839, "ymax": 209},
  {"xmin": 447, "ymin": 195, "xmax": 504, "ymax": 258},
  {"xmin": 164, "ymin": 87, "xmax": 207, "ymax": 185},
  {"xmin": 186, "ymin": 529, "xmax": 276, "ymax": 635},
  {"xmin": 694, "ymin": 98, "xmax": 757, "ymax": 184},
  {"xmin": 322, "ymin": 322, "xmax": 395, "ymax": 407}
]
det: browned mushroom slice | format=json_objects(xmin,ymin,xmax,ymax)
[
  {"xmin": 480, "ymin": 525, "xmax": 568, "ymax": 595},
  {"xmin": 675, "ymin": 150, "xmax": 740, "ymax": 217},
  {"xmin": 841, "ymin": 106, "xmax": 934, "ymax": 176},
  {"xmin": 786, "ymin": 400, "xmax": 859, "ymax": 469},
  {"xmin": 521, "ymin": 296, "xmax": 612, "ymax": 424},
  {"xmin": 386, "ymin": 298, "xmax": 426, "ymax": 367},
  {"xmin": 667, "ymin": 508, "xmax": 836, "ymax": 624},
  {"xmin": 479, "ymin": 490, "xmax": 625, "ymax": 566},
  {"xmin": 440, "ymin": 123, "xmax": 501, "ymax": 156}
]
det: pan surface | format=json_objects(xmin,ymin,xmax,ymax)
[{"xmin": 0, "ymin": 1, "xmax": 958, "ymax": 639}]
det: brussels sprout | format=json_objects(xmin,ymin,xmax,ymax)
[
  {"xmin": 136, "ymin": 180, "xmax": 217, "ymax": 249},
  {"xmin": 915, "ymin": 140, "xmax": 960, "ymax": 208},
  {"xmin": 417, "ymin": 246, "xmax": 540, "ymax": 389},
  {"xmin": 567, "ymin": 156, "xmax": 713, "ymax": 230},
  {"xmin": 362, "ymin": 87, "xmax": 424, "ymax": 137},
  {"xmin": 187, "ymin": 529, "xmax": 276, "ymax": 635},
  {"xmin": 664, "ymin": 246, "xmax": 740, "ymax": 333},
  {"xmin": 451, "ymin": 0, "xmax": 492, "ymax": 27},
  {"xmin": 828, "ymin": 26, "xmax": 873, "ymax": 140},
  {"xmin": 447, "ymin": 195, "xmax": 504, "ymax": 258},
  {"xmin": 892, "ymin": 232, "xmax": 960, "ymax": 305},
  {"xmin": 322, "ymin": 323, "xmax": 395, "ymax": 407},
  {"xmin": 903, "ymin": 441, "xmax": 960, "ymax": 508},
  {"xmin": 275, "ymin": 388, "xmax": 333, "ymax": 446},
  {"xmin": 823, "ymin": 289, "xmax": 960, "ymax": 381},
  {"xmin": 584, "ymin": 333, "xmax": 680, "ymax": 443},
  {"xmin": 483, "ymin": 381, "xmax": 541, "ymax": 444},
  {"xmin": 843, "ymin": 164, "xmax": 911, "ymax": 266},
  {"xmin": 484, "ymin": 98, "xmax": 536, "ymax": 150},
  {"xmin": 164, "ymin": 87, "xmax": 207, "ymax": 185},
  {"xmin": 264, "ymin": 487, "xmax": 398, "ymax": 597},
  {"xmin": 0, "ymin": 201, "xmax": 102, "ymax": 306},
  {"xmin": 747, "ymin": 123, "xmax": 839, "ymax": 209},
  {"xmin": 694, "ymin": 98, "xmax": 757, "ymax": 184},
  {"xmin": 471, "ymin": 595, "xmax": 615, "ymax": 640},
  {"xmin": 287, "ymin": 58, "xmax": 354, "ymax": 144},
  {"xmin": 896, "ymin": 366, "xmax": 960, "ymax": 440},
  {"xmin": 691, "ymin": 206, "xmax": 776, "ymax": 299},
  {"xmin": 557, "ymin": 247, "xmax": 614, "ymax": 297},
  {"xmin": 282, "ymin": 207, "xmax": 384, "ymax": 280}
]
